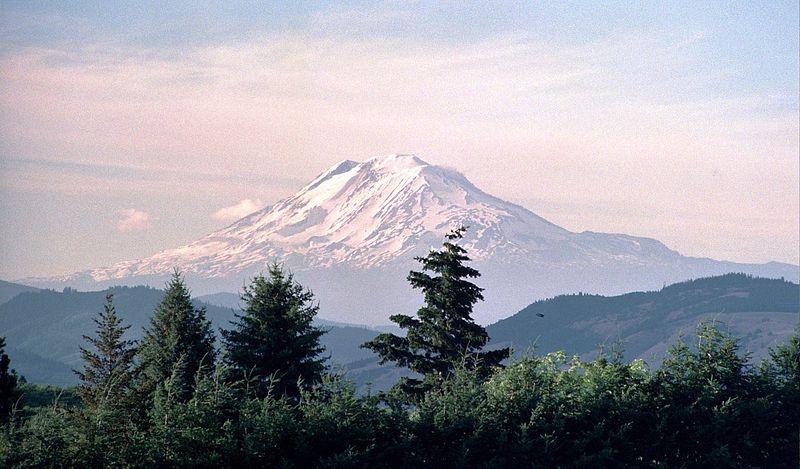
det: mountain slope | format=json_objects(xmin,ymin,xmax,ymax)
[
  {"xmin": 345, "ymin": 274, "xmax": 800, "ymax": 392},
  {"xmin": 486, "ymin": 273, "xmax": 800, "ymax": 363},
  {"xmin": 0, "ymin": 286, "xmax": 236, "ymax": 385},
  {"xmin": 3, "ymin": 275, "xmax": 797, "ymax": 388},
  {"xmin": 50, "ymin": 155, "xmax": 574, "ymax": 278},
  {"xmin": 0, "ymin": 285, "xmax": 378, "ymax": 385},
  {"xmin": 0, "ymin": 280, "xmax": 39, "ymax": 306},
  {"xmin": 25, "ymin": 154, "xmax": 799, "ymax": 325}
]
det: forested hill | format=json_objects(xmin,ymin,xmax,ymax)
[
  {"xmin": 0, "ymin": 286, "xmax": 378, "ymax": 385},
  {"xmin": 3, "ymin": 274, "xmax": 798, "ymax": 386},
  {"xmin": 487, "ymin": 273, "xmax": 799, "ymax": 363},
  {"xmin": 0, "ymin": 280, "xmax": 39, "ymax": 306},
  {"xmin": 0, "ymin": 286, "xmax": 233, "ymax": 384}
]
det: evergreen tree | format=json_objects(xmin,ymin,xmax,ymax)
[
  {"xmin": 0, "ymin": 336, "xmax": 18, "ymax": 423},
  {"xmin": 362, "ymin": 227, "xmax": 509, "ymax": 396},
  {"xmin": 221, "ymin": 265, "xmax": 326, "ymax": 399},
  {"xmin": 74, "ymin": 294, "xmax": 137, "ymax": 410},
  {"xmin": 73, "ymin": 294, "xmax": 140, "ymax": 467},
  {"xmin": 137, "ymin": 270, "xmax": 216, "ymax": 404},
  {"xmin": 768, "ymin": 324, "xmax": 800, "ymax": 392},
  {"xmin": 761, "ymin": 325, "xmax": 800, "ymax": 465}
]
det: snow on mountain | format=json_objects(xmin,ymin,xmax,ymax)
[
  {"xmin": 26, "ymin": 154, "xmax": 799, "ymax": 325},
  {"xmin": 82, "ymin": 154, "xmax": 671, "ymax": 280}
]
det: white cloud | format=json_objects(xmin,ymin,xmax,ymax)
[
  {"xmin": 212, "ymin": 199, "xmax": 265, "ymax": 222},
  {"xmin": 116, "ymin": 209, "xmax": 151, "ymax": 232}
]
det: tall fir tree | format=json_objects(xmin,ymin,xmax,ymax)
[
  {"xmin": 74, "ymin": 294, "xmax": 140, "ymax": 467},
  {"xmin": 221, "ymin": 264, "xmax": 326, "ymax": 399},
  {"xmin": 0, "ymin": 336, "xmax": 17, "ymax": 423},
  {"xmin": 362, "ymin": 227, "xmax": 509, "ymax": 397},
  {"xmin": 75, "ymin": 294, "xmax": 137, "ymax": 410},
  {"xmin": 136, "ymin": 270, "xmax": 216, "ymax": 404}
]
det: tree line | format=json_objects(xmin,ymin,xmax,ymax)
[{"xmin": 0, "ymin": 228, "xmax": 798, "ymax": 467}]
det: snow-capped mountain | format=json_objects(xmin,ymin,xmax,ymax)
[
  {"xmin": 27, "ymin": 154, "xmax": 799, "ymax": 324},
  {"xmin": 67, "ymin": 154, "xmax": 680, "ymax": 278},
  {"xmin": 86, "ymin": 154, "xmax": 571, "ymax": 277}
]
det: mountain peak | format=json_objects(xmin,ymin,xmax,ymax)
[
  {"xmin": 301, "ymin": 159, "xmax": 359, "ymax": 193},
  {"xmin": 363, "ymin": 154, "xmax": 428, "ymax": 171},
  {"xmin": 300, "ymin": 155, "xmax": 427, "ymax": 197},
  {"xmin": 25, "ymin": 152, "xmax": 799, "ymax": 325},
  {"xmin": 77, "ymin": 153, "xmax": 575, "ymax": 280}
]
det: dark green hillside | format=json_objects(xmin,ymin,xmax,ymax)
[
  {"xmin": 0, "ymin": 286, "xmax": 236, "ymax": 385},
  {"xmin": 320, "ymin": 325, "xmax": 379, "ymax": 364},
  {"xmin": 194, "ymin": 291, "xmax": 241, "ymax": 309},
  {"xmin": 0, "ymin": 280, "xmax": 39, "ymax": 306},
  {"xmin": 487, "ymin": 273, "xmax": 799, "ymax": 363},
  {"xmin": 0, "ymin": 285, "xmax": 380, "ymax": 385},
  {"xmin": 198, "ymin": 290, "xmax": 401, "ymax": 333}
]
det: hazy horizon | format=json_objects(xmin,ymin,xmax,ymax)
[{"xmin": 1, "ymin": 1, "xmax": 798, "ymax": 279}]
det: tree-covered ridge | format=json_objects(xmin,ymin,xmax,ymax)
[
  {"xmin": 0, "ymin": 281, "xmax": 38, "ymax": 307},
  {"xmin": 0, "ymin": 285, "xmax": 376, "ymax": 385},
  {"xmin": 0, "ymin": 285, "xmax": 231, "ymax": 385},
  {"xmin": 503, "ymin": 273, "xmax": 798, "ymax": 322},
  {"xmin": 488, "ymin": 272, "xmax": 799, "ymax": 362}
]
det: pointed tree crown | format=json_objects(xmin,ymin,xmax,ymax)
[
  {"xmin": 75, "ymin": 294, "xmax": 137, "ymax": 410},
  {"xmin": 363, "ymin": 226, "xmax": 509, "ymax": 396},
  {"xmin": 221, "ymin": 264, "xmax": 326, "ymax": 399},
  {"xmin": 137, "ymin": 270, "xmax": 216, "ymax": 403}
]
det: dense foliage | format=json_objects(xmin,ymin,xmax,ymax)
[
  {"xmin": 0, "ymin": 249, "xmax": 798, "ymax": 466},
  {"xmin": 1, "ymin": 320, "xmax": 797, "ymax": 467}
]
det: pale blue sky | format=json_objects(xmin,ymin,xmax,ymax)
[{"xmin": 1, "ymin": 1, "xmax": 798, "ymax": 278}]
